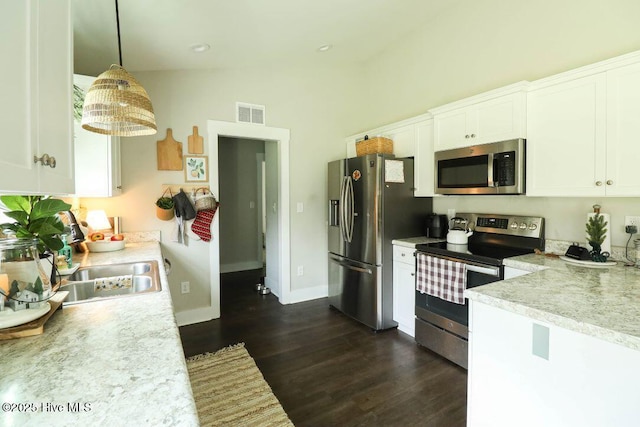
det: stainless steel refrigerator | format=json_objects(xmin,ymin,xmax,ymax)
[{"xmin": 328, "ymin": 154, "xmax": 432, "ymax": 330}]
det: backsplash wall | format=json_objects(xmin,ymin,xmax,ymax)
[{"xmin": 432, "ymin": 196, "xmax": 640, "ymax": 248}]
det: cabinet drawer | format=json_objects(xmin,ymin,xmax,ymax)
[{"xmin": 393, "ymin": 245, "xmax": 416, "ymax": 265}]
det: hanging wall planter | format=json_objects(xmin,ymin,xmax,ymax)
[{"xmin": 156, "ymin": 189, "xmax": 175, "ymax": 221}]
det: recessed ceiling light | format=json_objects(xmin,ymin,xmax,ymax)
[
  {"xmin": 190, "ymin": 43, "xmax": 211, "ymax": 53},
  {"xmin": 317, "ymin": 44, "xmax": 332, "ymax": 52}
]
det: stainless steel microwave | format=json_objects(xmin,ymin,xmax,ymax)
[{"xmin": 435, "ymin": 139, "xmax": 525, "ymax": 195}]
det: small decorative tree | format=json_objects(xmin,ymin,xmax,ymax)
[{"xmin": 585, "ymin": 211, "xmax": 608, "ymax": 262}]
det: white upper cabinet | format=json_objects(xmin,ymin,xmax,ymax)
[
  {"xmin": 605, "ymin": 62, "xmax": 640, "ymax": 196},
  {"xmin": 345, "ymin": 114, "xmax": 435, "ymax": 196},
  {"xmin": 527, "ymin": 74, "xmax": 607, "ymax": 196},
  {"xmin": 432, "ymin": 83, "xmax": 528, "ymax": 151},
  {"xmin": 73, "ymin": 75, "xmax": 122, "ymax": 197},
  {"xmin": 527, "ymin": 52, "xmax": 640, "ymax": 197},
  {"xmin": 0, "ymin": 0, "xmax": 74, "ymax": 195}
]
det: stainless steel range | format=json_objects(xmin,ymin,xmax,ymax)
[{"xmin": 414, "ymin": 213, "xmax": 545, "ymax": 368}]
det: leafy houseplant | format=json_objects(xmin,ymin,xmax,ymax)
[
  {"xmin": 156, "ymin": 194, "xmax": 175, "ymax": 221},
  {"xmin": 585, "ymin": 212, "xmax": 608, "ymax": 262},
  {"xmin": 0, "ymin": 195, "xmax": 72, "ymax": 255}
]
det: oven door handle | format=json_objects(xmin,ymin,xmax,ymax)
[{"xmin": 466, "ymin": 264, "xmax": 501, "ymax": 277}]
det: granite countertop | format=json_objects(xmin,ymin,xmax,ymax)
[
  {"xmin": 392, "ymin": 236, "xmax": 445, "ymax": 248},
  {"xmin": 467, "ymin": 253, "xmax": 640, "ymax": 351},
  {"xmin": 0, "ymin": 241, "xmax": 199, "ymax": 427}
]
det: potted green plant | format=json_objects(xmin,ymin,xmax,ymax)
[
  {"xmin": 0, "ymin": 195, "xmax": 72, "ymax": 254},
  {"xmin": 156, "ymin": 192, "xmax": 175, "ymax": 221},
  {"xmin": 586, "ymin": 212, "xmax": 608, "ymax": 262}
]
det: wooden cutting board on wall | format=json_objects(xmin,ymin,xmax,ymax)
[
  {"xmin": 157, "ymin": 129, "xmax": 183, "ymax": 170},
  {"xmin": 188, "ymin": 126, "xmax": 204, "ymax": 154}
]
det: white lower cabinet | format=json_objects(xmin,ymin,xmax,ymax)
[
  {"xmin": 468, "ymin": 300, "xmax": 640, "ymax": 427},
  {"xmin": 392, "ymin": 245, "xmax": 416, "ymax": 336}
]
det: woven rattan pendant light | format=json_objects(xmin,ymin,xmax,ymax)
[{"xmin": 81, "ymin": 0, "xmax": 157, "ymax": 136}]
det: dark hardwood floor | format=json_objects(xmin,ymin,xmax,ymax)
[{"xmin": 179, "ymin": 269, "xmax": 467, "ymax": 427}]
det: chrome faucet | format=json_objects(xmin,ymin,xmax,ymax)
[{"xmin": 63, "ymin": 211, "xmax": 85, "ymax": 244}]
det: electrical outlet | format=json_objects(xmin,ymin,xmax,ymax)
[
  {"xmin": 625, "ymin": 216, "xmax": 640, "ymax": 228},
  {"xmin": 297, "ymin": 265, "xmax": 304, "ymax": 276},
  {"xmin": 181, "ymin": 281, "xmax": 190, "ymax": 294}
]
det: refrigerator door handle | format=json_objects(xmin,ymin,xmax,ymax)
[
  {"xmin": 346, "ymin": 176, "xmax": 355, "ymax": 243},
  {"xmin": 333, "ymin": 258, "xmax": 373, "ymax": 275},
  {"xmin": 340, "ymin": 176, "xmax": 349, "ymax": 242}
]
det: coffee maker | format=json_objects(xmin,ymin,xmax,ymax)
[{"xmin": 426, "ymin": 213, "xmax": 448, "ymax": 238}]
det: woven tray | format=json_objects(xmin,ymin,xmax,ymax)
[{"xmin": 356, "ymin": 136, "xmax": 393, "ymax": 156}]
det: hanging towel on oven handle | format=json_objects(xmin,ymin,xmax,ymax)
[{"xmin": 416, "ymin": 252, "xmax": 467, "ymax": 305}]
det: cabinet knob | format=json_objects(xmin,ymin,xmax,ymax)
[
  {"xmin": 595, "ymin": 181, "xmax": 603, "ymax": 186},
  {"xmin": 465, "ymin": 135, "xmax": 470, "ymax": 139},
  {"xmin": 470, "ymin": 133, "xmax": 476, "ymax": 138},
  {"xmin": 116, "ymin": 185, "xmax": 122, "ymax": 190},
  {"xmin": 33, "ymin": 154, "xmax": 56, "ymax": 168},
  {"xmin": 410, "ymin": 272, "xmax": 415, "ymax": 276},
  {"xmin": 606, "ymin": 180, "xmax": 613, "ymax": 185}
]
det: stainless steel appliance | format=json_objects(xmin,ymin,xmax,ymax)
[
  {"xmin": 415, "ymin": 213, "xmax": 544, "ymax": 368},
  {"xmin": 435, "ymin": 139, "xmax": 526, "ymax": 195},
  {"xmin": 328, "ymin": 154, "xmax": 432, "ymax": 330}
]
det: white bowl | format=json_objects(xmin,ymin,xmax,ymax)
[{"xmin": 86, "ymin": 239, "xmax": 126, "ymax": 253}]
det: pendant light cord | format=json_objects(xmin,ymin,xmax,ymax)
[{"xmin": 115, "ymin": 0, "xmax": 123, "ymax": 66}]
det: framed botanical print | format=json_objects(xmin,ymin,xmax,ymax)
[{"xmin": 184, "ymin": 155, "xmax": 208, "ymax": 182}]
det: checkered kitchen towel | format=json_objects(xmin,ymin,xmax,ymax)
[{"xmin": 416, "ymin": 253, "xmax": 467, "ymax": 305}]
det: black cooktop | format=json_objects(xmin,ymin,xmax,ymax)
[{"xmin": 415, "ymin": 238, "xmax": 536, "ymax": 267}]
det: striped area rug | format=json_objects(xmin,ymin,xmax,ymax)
[{"xmin": 186, "ymin": 343, "xmax": 294, "ymax": 427}]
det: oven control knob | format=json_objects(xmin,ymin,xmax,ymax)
[
  {"xmin": 519, "ymin": 222, "xmax": 527, "ymax": 230},
  {"xmin": 529, "ymin": 223, "xmax": 538, "ymax": 230},
  {"xmin": 510, "ymin": 222, "xmax": 519, "ymax": 229}
]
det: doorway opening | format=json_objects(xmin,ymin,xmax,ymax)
[
  {"xmin": 208, "ymin": 121, "xmax": 291, "ymax": 320},
  {"xmin": 217, "ymin": 137, "xmax": 267, "ymax": 275}
]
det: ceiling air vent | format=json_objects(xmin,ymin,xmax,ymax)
[{"xmin": 236, "ymin": 102, "xmax": 266, "ymax": 125}]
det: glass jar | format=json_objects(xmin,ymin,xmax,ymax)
[{"xmin": 0, "ymin": 238, "xmax": 52, "ymax": 311}]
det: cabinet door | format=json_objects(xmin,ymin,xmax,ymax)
[
  {"xmin": 392, "ymin": 246, "xmax": 416, "ymax": 337},
  {"xmin": 606, "ymin": 62, "xmax": 640, "ymax": 196},
  {"xmin": 526, "ymin": 74, "xmax": 607, "ymax": 197},
  {"xmin": 385, "ymin": 124, "xmax": 416, "ymax": 158},
  {"xmin": 414, "ymin": 119, "xmax": 435, "ymax": 197},
  {"xmin": 0, "ymin": 1, "xmax": 39, "ymax": 193},
  {"xmin": 0, "ymin": 0, "xmax": 72, "ymax": 195},
  {"xmin": 433, "ymin": 108, "xmax": 468, "ymax": 151},
  {"xmin": 475, "ymin": 93, "xmax": 526, "ymax": 145},
  {"xmin": 37, "ymin": 0, "xmax": 74, "ymax": 194}
]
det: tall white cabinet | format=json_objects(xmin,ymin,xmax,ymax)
[
  {"xmin": 0, "ymin": 0, "xmax": 74, "ymax": 195},
  {"xmin": 527, "ymin": 53, "xmax": 640, "ymax": 197}
]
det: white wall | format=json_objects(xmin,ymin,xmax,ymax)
[
  {"xmin": 78, "ymin": 63, "xmax": 368, "ymax": 314},
  {"xmin": 360, "ymin": 0, "xmax": 640, "ymax": 247},
  {"xmin": 361, "ymin": 0, "xmax": 640, "ymax": 129}
]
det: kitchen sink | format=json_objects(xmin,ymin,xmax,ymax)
[{"xmin": 59, "ymin": 261, "xmax": 161, "ymax": 304}]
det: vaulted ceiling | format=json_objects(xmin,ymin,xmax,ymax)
[{"xmin": 73, "ymin": 0, "xmax": 461, "ymax": 76}]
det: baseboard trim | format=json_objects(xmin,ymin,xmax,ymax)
[
  {"xmin": 282, "ymin": 284, "xmax": 328, "ymax": 304},
  {"xmin": 175, "ymin": 306, "xmax": 218, "ymax": 326},
  {"xmin": 220, "ymin": 261, "xmax": 263, "ymax": 274}
]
